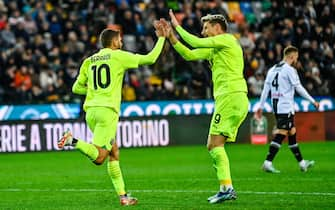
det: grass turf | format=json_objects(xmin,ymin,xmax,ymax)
[{"xmin": 0, "ymin": 141, "xmax": 334, "ymax": 210}]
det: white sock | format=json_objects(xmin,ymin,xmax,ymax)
[
  {"xmin": 299, "ymin": 160, "xmax": 306, "ymax": 167},
  {"xmin": 264, "ymin": 160, "xmax": 272, "ymax": 167}
]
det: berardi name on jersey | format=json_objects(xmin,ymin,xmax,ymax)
[{"xmin": 91, "ymin": 54, "xmax": 111, "ymax": 63}]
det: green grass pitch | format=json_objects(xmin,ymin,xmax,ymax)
[{"xmin": 1, "ymin": 141, "xmax": 334, "ymax": 210}]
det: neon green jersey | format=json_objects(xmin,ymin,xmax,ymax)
[
  {"xmin": 174, "ymin": 26, "xmax": 247, "ymax": 98},
  {"xmin": 72, "ymin": 37, "xmax": 165, "ymax": 113}
]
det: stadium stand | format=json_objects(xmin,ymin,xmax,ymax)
[{"xmin": 0, "ymin": 0, "xmax": 334, "ymax": 104}]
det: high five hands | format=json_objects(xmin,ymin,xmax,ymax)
[
  {"xmin": 154, "ymin": 18, "xmax": 171, "ymax": 38},
  {"xmin": 153, "ymin": 10, "xmax": 179, "ymax": 44}
]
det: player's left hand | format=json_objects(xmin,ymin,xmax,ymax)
[
  {"xmin": 154, "ymin": 20, "xmax": 164, "ymax": 37},
  {"xmin": 313, "ymin": 101, "xmax": 319, "ymax": 110},
  {"xmin": 169, "ymin": 9, "xmax": 179, "ymax": 28},
  {"xmin": 159, "ymin": 18, "xmax": 172, "ymax": 37}
]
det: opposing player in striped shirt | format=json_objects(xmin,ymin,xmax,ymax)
[{"xmin": 257, "ymin": 46, "xmax": 319, "ymax": 173}]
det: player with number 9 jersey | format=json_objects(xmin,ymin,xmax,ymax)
[{"xmin": 165, "ymin": 11, "xmax": 249, "ymax": 204}]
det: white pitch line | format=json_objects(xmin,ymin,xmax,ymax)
[
  {"xmin": 1, "ymin": 189, "xmax": 335, "ymax": 196},
  {"xmin": 131, "ymin": 177, "xmax": 335, "ymax": 182},
  {"xmin": 15, "ymin": 177, "xmax": 333, "ymax": 185}
]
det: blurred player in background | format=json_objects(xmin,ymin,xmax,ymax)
[
  {"xmin": 161, "ymin": 9, "xmax": 249, "ymax": 204},
  {"xmin": 257, "ymin": 46, "xmax": 319, "ymax": 173},
  {"xmin": 57, "ymin": 23, "xmax": 167, "ymax": 206}
]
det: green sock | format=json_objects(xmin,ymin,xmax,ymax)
[
  {"xmin": 209, "ymin": 146, "xmax": 232, "ymax": 188},
  {"xmin": 108, "ymin": 161, "xmax": 126, "ymax": 195},
  {"xmin": 75, "ymin": 140, "xmax": 99, "ymax": 161}
]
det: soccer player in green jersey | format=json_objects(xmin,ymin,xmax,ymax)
[
  {"xmin": 57, "ymin": 23, "xmax": 167, "ymax": 206},
  {"xmin": 161, "ymin": 10, "xmax": 249, "ymax": 204}
]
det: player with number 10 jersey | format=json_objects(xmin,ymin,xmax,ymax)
[
  {"xmin": 62, "ymin": 28, "xmax": 166, "ymax": 206},
  {"xmin": 77, "ymin": 49, "xmax": 143, "ymax": 114}
]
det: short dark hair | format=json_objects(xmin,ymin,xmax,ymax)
[
  {"xmin": 100, "ymin": 28, "xmax": 120, "ymax": 48},
  {"xmin": 201, "ymin": 14, "xmax": 228, "ymax": 31},
  {"xmin": 283, "ymin": 45, "xmax": 298, "ymax": 57}
]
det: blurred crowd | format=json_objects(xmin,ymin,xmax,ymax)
[{"xmin": 0, "ymin": 0, "xmax": 334, "ymax": 104}]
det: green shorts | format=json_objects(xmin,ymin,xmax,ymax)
[
  {"xmin": 85, "ymin": 107, "xmax": 119, "ymax": 151},
  {"xmin": 209, "ymin": 92, "xmax": 249, "ymax": 142}
]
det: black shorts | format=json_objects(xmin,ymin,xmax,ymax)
[{"xmin": 275, "ymin": 113, "xmax": 294, "ymax": 130}]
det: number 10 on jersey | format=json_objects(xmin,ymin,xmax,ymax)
[{"xmin": 91, "ymin": 64, "xmax": 111, "ymax": 89}]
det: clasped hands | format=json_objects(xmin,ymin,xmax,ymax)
[{"xmin": 153, "ymin": 9, "xmax": 179, "ymax": 38}]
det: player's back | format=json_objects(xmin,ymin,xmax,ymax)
[
  {"xmin": 266, "ymin": 61, "xmax": 297, "ymax": 114},
  {"xmin": 83, "ymin": 48, "xmax": 139, "ymax": 113}
]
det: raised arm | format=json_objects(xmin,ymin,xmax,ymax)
[
  {"xmin": 175, "ymin": 26, "xmax": 226, "ymax": 48},
  {"xmin": 169, "ymin": 9, "xmax": 226, "ymax": 48},
  {"xmin": 173, "ymin": 41, "xmax": 211, "ymax": 61},
  {"xmin": 160, "ymin": 18, "xmax": 211, "ymax": 61},
  {"xmin": 136, "ymin": 20, "xmax": 168, "ymax": 65},
  {"xmin": 137, "ymin": 37, "xmax": 165, "ymax": 65}
]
